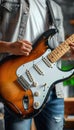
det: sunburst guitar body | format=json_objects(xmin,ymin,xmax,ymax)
[{"xmin": 0, "ymin": 29, "xmax": 74, "ymax": 118}]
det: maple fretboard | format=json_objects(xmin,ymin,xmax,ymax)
[{"xmin": 47, "ymin": 34, "xmax": 74, "ymax": 63}]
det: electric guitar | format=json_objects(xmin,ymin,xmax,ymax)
[{"xmin": 0, "ymin": 29, "xmax": 74, "ymax": 119}]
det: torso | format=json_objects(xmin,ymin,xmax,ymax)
[{"xmin": 24, "ymin": 0, "xmax": 49, "ymax": 44}]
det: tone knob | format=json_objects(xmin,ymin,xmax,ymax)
[
  {"xmin": 32, "ymin": 82, "xmax": 38, "ymax": 87},
  {"xmin": 34, "ymin": 91, "xmax": 40, "ymax": 96},
  {"xmin": 34, "ymin": 102, "xmax": 40, "ymax": 108}
]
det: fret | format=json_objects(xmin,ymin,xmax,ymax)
[
  {"xmin": 72, "ymin": 35, "xmax": 74, "ymax": 40},
  {"xmin": 50, "ymin": 50, "xmax": 59, "ymax": 59},
  {"xmin": 65, "ymin": 39, "xmax": 71, "ymax": 45},
  {"xmin": 55, "ymin": 45, "xmax": 64, "ymax": 53},
  {"xmin": 63, "ymin": 42, "xmax": 70, "ymax": 50},
  {"xmin": 54, "ymin": 45, "xmax": 64, "ymax": 54},
  {"xmin": 66, "ymin": 35, "xmax": 74, "ymax": 44},
  {"xmin": 47, "ymin": 34, "xmax": 74, "ymax": 63}
]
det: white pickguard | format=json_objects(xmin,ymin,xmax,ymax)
[{"xmin": 16, "ymin": 49, "xmax": 74, "ymax": 110}]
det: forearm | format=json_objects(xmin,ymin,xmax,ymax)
[{"xmin": 0, "ymin": 41, "xmax": 10, "ymax": 53}]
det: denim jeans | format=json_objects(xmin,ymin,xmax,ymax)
[{"xmin": 4, "ymin": 89, "xmax": 64, "ymax": 130}]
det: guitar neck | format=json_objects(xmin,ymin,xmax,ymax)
[{"xmin": 47, "ymin": 34, "xmax": 74, "ymax": 63}]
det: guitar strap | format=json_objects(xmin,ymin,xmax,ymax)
[{"xmin": 46, "ymin": 0, "xmax": 58, "ymax": 32}]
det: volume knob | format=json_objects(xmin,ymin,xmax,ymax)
[
  {"xmin": 34, "ymin": 91, "xmax": 40, "ymax": 96},
  {"xmin": 34, "ymin": 102, "xmax": 40, "ymax": 108}
]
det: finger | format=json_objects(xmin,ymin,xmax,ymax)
[
  {"xmin": 19, "ymin": 40, "xmax": 32, "ymax": 46},
  {"xmin": 24, "ymin": 43, "xmax": 32, "ymax": 50},
  {"xmin": 22, "ymin": 40, "xmax": 32, "ymax": 45},
  {"xmin": 21, "ymin": 46, "xmax": 32, "ymax": 53},
  {"xmin": 19, "ymin": 51, "xmax": 30, "ymax": 56},
  {"xmin": 69, "ymin": 42, "xmax": 74, "ymax": 46},
  {"xmin": 21, "ymin": 42, "xmax": 32, "ymax": 53},
  {"xmin": 71, "ymin": 46, "xmax": 74, "ymax": 50},
  {"xmin": 19, "ymin": 40, "xmax": 32, "ymax": 50}
]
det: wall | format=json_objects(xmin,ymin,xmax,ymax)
[{"xmin": 54, "ymin": 0, "xmax": 74, "ymax": 35}]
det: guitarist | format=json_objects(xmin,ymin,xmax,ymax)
[{"xmin": 0, "ymin": 0, "xmax": 74, "ymax": 130}]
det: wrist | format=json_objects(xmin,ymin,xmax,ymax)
[{"xmin": 0, "ymin": 41, "xmax": 11, "ymax": 53}]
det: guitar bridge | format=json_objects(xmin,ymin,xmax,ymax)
[{"xmin": 17, "ymin": 75, "xmax": 30, "ymax": 90}]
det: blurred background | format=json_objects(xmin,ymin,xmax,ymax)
[{"xmin": 54, "ymin": 0, "xmax": 74, "ymax": 36}]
